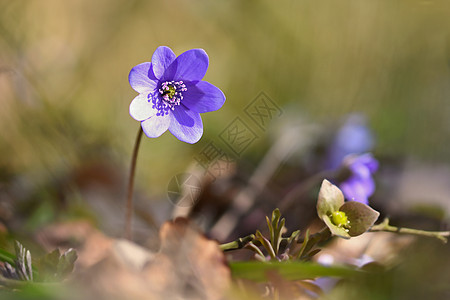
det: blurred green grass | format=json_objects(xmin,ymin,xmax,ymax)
[{"xmin": 1, "ymin": 0, "xmax": 450, "ymax": 195}]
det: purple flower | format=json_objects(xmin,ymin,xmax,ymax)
[
  {"xmin": 129, "ymin": 46, "xmax": 226, "ymax": 144},
  {"xmin": 326, "ymin": 114, "xmax": 374, "ymax": 170},
  {"xmin": 339, "ymin": 153, "xmax": 378, "ymax": 205}
]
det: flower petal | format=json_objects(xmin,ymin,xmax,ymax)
[
  {"xmin": 360, "ymin": 153, "xmax": 379, "ymax": 173},
  {"xmin": 141, "ymin": 114, "xmax": 170, "ymax": 138},
  {"xmin": 340, "ymin": 201, "xmax": 380, "ymax": 237},
  {"xmin": 129, "ymin": 94, "xmax": 158, "ymax": 121},
  {"xmin": 169, "ymin": 105, "xmax": 203, "ymax": 144},
  {"xmin": 128, "ymin": 62, "xmax": 158, "ymax": 93},
  {"xmin": 317, "ymin": 179, "xmax": 345, "ymax": 219},
  {"xmin": 151, "ymin": 46, "xmax": 176, "ymax": 79},
  {"xmin": 340, "ymin": 179, "xmax": 370, "ymax": 205},
  {"xmin": 163, "ymin": 49, "xmax": 209, "ymax": 82},
  {"xmin": 347, "ymin": 153, "xmax": 378, "ymax": 174},
  {"xmin": 182, "ymin": 81, "xmax": 226, "ymax": 113}
]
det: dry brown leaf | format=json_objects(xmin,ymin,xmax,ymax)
[
  {"xmin": 143, "ymin": 218, "xmax": 231, "ymax": 300},
  {"xmin": 70, "ymin": 218, "xmax": 230, "ymax": 300}
]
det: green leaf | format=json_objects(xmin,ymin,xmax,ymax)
[
  {"xmin": 255, "ymin": 230, "xmax": 276, "ymax": 259},
  {"xmin": 271, "ymin": 208, "xmax": 281, "ymax": 224},
  {"xmin": 305, "ymin": 248, "xmax": 321, "ymax": 259},
  {"xmin": 287, "ymin": 230, "xmax": 300, "ymax": 246},
  {"xmin": 296, "ymin": 229, "xmax": 310, "ymax": 259},
  {"xmin": 36, "ymin": 249, "xmax": 61, "ymax": 281},
  {"xmin": 36, "ymin": 248, "xmax": 78, "ymax": 281},
  {"xmin": 0, "ymin": 248, "xmax": 16, "ymax": 266},
  {"xmin": 273, "ymin": 217, "xmax": 285, "ymax": 255},
  {"xmin": 268, "ymin": 209, "xmax": 282, "ymax": 254},
  {"xmin": 316, "ymin": 180, "xmax": 344, "ymax": 220},
  {"xmin": 245, "ymin": 242, "xmax": 267, "ymax": 261},
  {"xmin": 57, "ymin": 249, "xmax": 77, "ymax": 278},
  {"xmin": 230, "ymin": 261, "xmax": 361, "ymax": 282},
  {"xmin": 340, "ymin": 201, "xmax": 380, "ymax": 237},
  {"xmin": 265, "ymin": 216, "xmax": 274, "ymax": 250}
]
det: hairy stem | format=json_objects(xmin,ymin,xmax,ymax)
[
  {"xmin": 370, "ymin": 218, "xmax": 450, "ymax": 243},
  {"xmin": 125, "ymin": 126, "xmax": 143, "ymax": 240}
]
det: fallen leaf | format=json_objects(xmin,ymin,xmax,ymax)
[
  {"xmin": 72, "ymin": 218, "xmax": 230, "ymax": 300},
  {"xmin": 143, "ymin": 218, "xmax": 231, "ymax": 299}
]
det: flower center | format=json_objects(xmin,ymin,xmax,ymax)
[
  {"xmin": 158, "ymin": 81, "xmax": 187, "ymax": 110},
  {"xmin": 331, "ymin": 211, "xmax": 350, "ymax": 229}
]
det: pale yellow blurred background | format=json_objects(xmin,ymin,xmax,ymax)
[{"xmin": 1, "ymin": 0, "xmax": 450, "ymax": 197}]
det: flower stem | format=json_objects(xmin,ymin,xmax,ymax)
[
  {"xmin": 125, "ymin": 125, "xmax": 143, "ymax": 240},
  {"xmin": 370, "ymin": 218, "xmax": 450, "ymax": 243}
]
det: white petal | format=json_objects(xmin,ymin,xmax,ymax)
[
  {"xmin": 129, "ymin": 94, "xmax": 158, "ymax": 121},
  {"xmin": 141, "ymin": 114, "xmax": 171, "ymax": 138}
]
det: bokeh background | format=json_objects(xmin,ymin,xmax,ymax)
[
  {"xmin": 1, "ymin": 0, "xmax": 450, "ymax": 238},
  {"xmin": 1, "ymin": 1, "xmax": 450, "ymax": 299}
]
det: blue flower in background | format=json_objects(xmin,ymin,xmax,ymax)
[
  {"xmin": 327, "ymin": 114, "xmax": 374, "ymax": 170},
  {"xmin": 129, "ymin": 46, "xmax": 226, "ymax": 144},
  {"xmin": 339, "ymin": 153, "xmax": 378, "ymax": 205}
]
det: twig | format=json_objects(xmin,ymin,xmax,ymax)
[
  {"xmin": 220, "ymin": 235, "xmax": 294, "ymax": 252},
  {"xmin": 369, "ymin": 218, "xmax": 450, "ymax": 243},
  {"xmin": 220, "ymin": 234, "xmax": 256, "ymax": 251}
]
